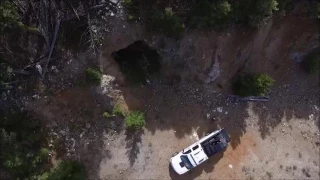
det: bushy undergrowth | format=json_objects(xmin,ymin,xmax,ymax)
[
  {"xmin": 125, "ymin": 111, "xmax": 145, "ymax": 129},
  {"xmin": 41, "ymin": 160, "xmax": 87, "ymax": 180},
  {"xmin": 85, "ymin": 68, "xmax": 102, "ymax": 83},
  {"xmin": 232, "ymin": 73, "xmax": 275, "ymax": 97},
  {"xmin": 113, "ymin": 103, "xmax": 126, "ymax": 117},
  {"xmin": 0, "ymin": 110, "xmax": 49, "ymax": 179},
  {"xmin": 0, "ymin": 110, "xmax": 87, "ymax": 180},
  {"xmin": 192, "ymin": 0, "xmax": 231, "ymax": 28},
  {"xmin": 149, "ymin": 8, "xmax": 185, "ymax": 38},
  {"xmin": 0, "ymin": 1, "xmax": 19, "ymax": 30},
  {"xmin": 123, "ymin": 0, "xmax": 281, "ymax": 33}
]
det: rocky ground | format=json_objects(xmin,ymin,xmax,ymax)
[{"xmin": 18, "ymin": 3, "xmax": 320, "ymax": 180}]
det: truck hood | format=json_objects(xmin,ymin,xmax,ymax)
[{"xmin": 170, "ymin": 154, "xmax": 189, "ymax": 175}]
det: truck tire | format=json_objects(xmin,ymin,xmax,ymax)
[{"xmin": 172, "ymin": 152, "xmax": 178, "ymax": 157}]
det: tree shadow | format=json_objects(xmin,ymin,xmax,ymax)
[
  {"xmin": 125, "ymin": 129, "xmax": 144, "ymax": 166},
  {"xmin": 169, "ymin": 151, "xmax": 225, "ymax": 180}
]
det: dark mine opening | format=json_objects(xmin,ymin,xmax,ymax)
[{"xmin": 113, "ymin": 40, "xmax": 161, "ymax": 83}]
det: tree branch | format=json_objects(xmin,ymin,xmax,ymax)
[{"xmin": 41, "ymin": 15, "xmax": 61, "ymax": 80}]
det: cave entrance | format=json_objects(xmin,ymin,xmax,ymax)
[{"xmin": 112, "ymin": 40, "xmax": 161, "ymax": 83}]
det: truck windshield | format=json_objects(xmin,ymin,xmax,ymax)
[{"xmin": 180, "ymin": 155, "xmax": 194, "ymax": 169}]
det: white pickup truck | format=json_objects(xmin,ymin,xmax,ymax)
[{"xmin": 170, "ymin": 129, "xmax": 230, "ymax": 175}]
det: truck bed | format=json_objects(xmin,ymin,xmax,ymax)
[{"xmin": 200, "ymin": 129, "xmax": 230, "ymax": 157}]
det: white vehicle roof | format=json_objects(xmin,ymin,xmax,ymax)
[{"xmin": 170, "ymin": 129, "xmax": 227, "ymax": 175}]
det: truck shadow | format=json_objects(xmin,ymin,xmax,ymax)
[{"xmin": 169, "ymin": 151, "xmax": 224, "ymax": 180}]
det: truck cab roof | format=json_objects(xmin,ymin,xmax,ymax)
[{"xmin": 189, "ymin": 147, "xmax": 208, "ymax": 165}]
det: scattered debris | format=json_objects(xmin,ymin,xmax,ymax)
[
  {"xmin": 86, "ymin": 123, "xmax": 91, "ymax": 129},
  {"xmin": 206, "ymin": 113, "xmax": 211, "ymax": 119},
  {"xmin": 32, "ymin": 94, "xmax": 40, "ymax": 99},
  {"xmin": 217, "ymin": 107, "xmax": 223, "ymax": 113}
]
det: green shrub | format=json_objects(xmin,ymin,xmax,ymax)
[
  {"xmin": 232, "ymin": 73, "xmax": 275, "ymax": 97},
  {"xmin": 248, "ymin": 0, "xmax": 278, "ymax": 26},
  {"xmin": 0, "ymin": 1, "xmax": 19, "ymax": 30},
  {"xmin": 3, "ymin": 155, "xmax": 24, "ymax": 173},
  {"xmin": 192, "ymin": 0, "xmax": 231, "ymax": 28},
  {"xmin": 45, "ymin": 160, "xmax": 87, "ymax": 180},
  {"xmin": 125, "ymin": 111, "xmax": 145, "ymax": 129},
  {"xmin": 253, "ymin": 0, "xmax": 277, "ymax": 25},
  {"xmin": 123, "ymin": 0, "xmax": 140, "ymax": 20},
  {"xmin": 149, "ymin": 8, "xmax": 185, "ymax": 38},
  {"xmin": 0, "ymin": 110, "xmax": 50, "ymax": 179},
  {"xmin": 32, "ymin": 148, "xmax": 50, "ymax": 166},
  {"xmin": 302, "ymin": 52, "xmax": 319, "ymax": 73},
  {"xmin": 103, "ymin": 111, "xmax": 112, "ymax": 118},
  {"xmin": 85, "ymin": 68, "xmax": 102, "ymax": 83},
  {"xmin": 231, "ymin": 0, "xmax": 278, "ymax": 27},
  {"xmin": 113, "ymin": 104, "xmax": 126, "ymax": 116},
  {"xmin": 278, "ymin": 0, "xmax": 292, "ymax": 11}
]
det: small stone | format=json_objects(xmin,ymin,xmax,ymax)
[
  {"xmin": 309, "ymin": 114, "xmax": 314, "ymax": 120},
  {"xmin": 123, "ymin": 25, "xmax": 126, "ymax": 28},
  {"xmin": 110, "ymin": 12, "xmax": 115, "ymax": 16},
  {"xmin": 217, "ymin": 107, "xmax": 223, "ymax": 113},
  {"xmin": 80, "ymin": 132, "xmax": 85, "ymax": 138},
  {"xmin": 229, "ymin": 164, "xmax": 233, "ymax": 168},
  {"xmin": 36, "ymin": 64, "xmax": 42, "ymax": 75},
  {"xmin": 206, "ymin": 113, "xmax": 210, "ymax": 119},
  {"xmin": 50, "ymin": 66, "xmax": 59, "ymax": 73},
  {"xmin": 60, "ymin": 130, "xmax": 66, "ymax": 136},
  {"xmin": 32, "ymin": 94, "xmax": 40, "ymax": 99},
  {"xmin": 86, "ymin": 123, "xmax": 91, "ymax": 129},
  {"xmin": 225, "ymin": 111, "xmax": 228, "ymax": 115}
]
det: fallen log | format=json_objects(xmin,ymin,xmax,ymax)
[
  {"xmin": 227, "ymin": 95, "xmax": 270, "ymax": 103},
  {"xmin": 41, "ymin": 15, "xmax": 61, "ymax": 79}
]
